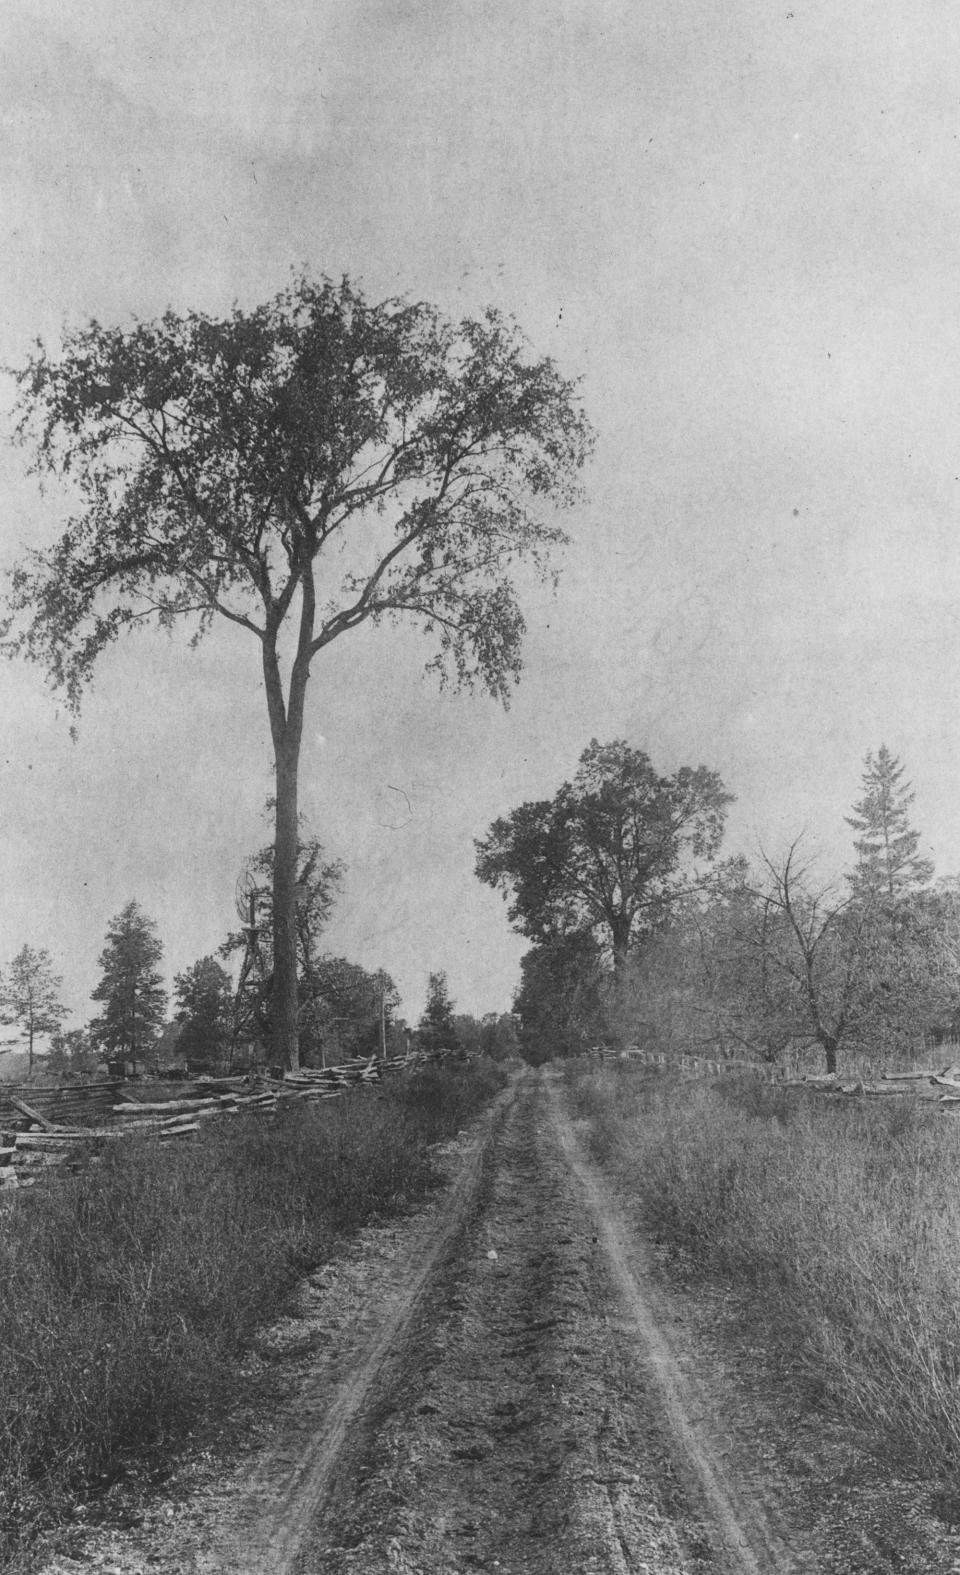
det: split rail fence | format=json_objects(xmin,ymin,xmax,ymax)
[
  {"xmin": 597, "ymin": 1043, "xmax": 960, "ymax": 1112},
  {"xmin": 0, "ymin": 1047, "xmax": 458, "ymax": 1196}
]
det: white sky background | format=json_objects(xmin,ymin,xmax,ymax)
[{"xmin": 2, "ymin": 0, "xmax": 960, "ymax": 1026}]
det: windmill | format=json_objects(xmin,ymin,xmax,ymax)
[{"xmin": 230, "ymin": 864, "xmax": 271, "ymax": 1065}]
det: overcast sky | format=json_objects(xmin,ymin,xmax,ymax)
[{"xmin": 2, "ymin": 0, "xmax": 960, "ymax": 1027}]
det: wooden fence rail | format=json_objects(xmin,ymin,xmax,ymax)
[
  {"xmin": 0, "ymin": 1047, "xmax": 462, "ymax": 1197},
  {"xmin": 601, "ymin": 1043, "xmax": 960, "ymax": 1111}
]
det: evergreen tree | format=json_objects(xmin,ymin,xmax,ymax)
[
  {"xmin": 418, "ymin": 972, "xmax": 458, "ymax": 1051},
  {"xmin": 0, "ymin": 945, "xmax": 67, "ymax": 1075},
  {"xmin": 846, "ymin": 745, "xmax": 933, "ymax": 901},
  {"xmin": 90, "ymin": 901, "xmax": 166, "ymax": 1064}
]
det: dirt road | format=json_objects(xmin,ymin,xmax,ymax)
[{"xmin": 42, "ymin": 1068, "xmax": 960, "ymax": 1575}]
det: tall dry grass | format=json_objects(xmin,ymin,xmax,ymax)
[
  {"xmin": 0, "ymin": 1059, "xmax": 505, "ymax": 1568},
  {"xmin": 565, "ymin": 1060, "xmax": 960, "ymax": 1476}
]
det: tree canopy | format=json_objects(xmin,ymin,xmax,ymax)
[
  {"xmin": 173, "ymin": 956, "xmax": 234, "ymax": 1066},
  {"xmin": 418, "ymin": 970, "xmax": 458, "ymax": 1051},
  {"xmin": 0, "ymin": 945, "xmax": 67, "ymax": 1075},
  {"xmin": 305, "ymin": 956, "xmax": 401, "ymax": 1064},
  {"xmin": 475, "ymin": 738, "xmax": 733, "ymax": 976},
  {"xmin": 90, "ymin": 901, "xmax": 166, "ymax": 1065},
  {"xmin": 512, "ymin": 932, "xmax": 605, "ymax": 1063},
  {"xmin": 6, "ymin": 275, "xmax": 592, "ymax": 1068}
]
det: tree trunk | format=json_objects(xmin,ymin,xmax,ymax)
[
  {"xmin": 273, "ymin": 745, "xmax": 301, "ymax": 1072},
  {"xmin": 609, "ymin": 935, "xmax": 631, "ymax": 1050},
  {"xmin": 262, "ymin": 569, "xmax": 316, "ymax": 1075},
  {"xmin": 818, "ymin": 1029, "xmax": 838, "ymax": 1076}
]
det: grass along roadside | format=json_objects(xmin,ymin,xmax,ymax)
[
  {"xmin": 0, "ymin": 1058, "xmax": 506, "ymax": 1571},
  {"xmin": 563, "ymin": 1058, "xmax": 960, "ymax": 1489}
]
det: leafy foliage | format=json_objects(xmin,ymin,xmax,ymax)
[
  {"xmin": 46, "ymin": 1027, "xmax": 100, "ymax": 1080},
  {"xmin": 220, "ymin": 825, "xmax": 399, "ymax": 1066},
  {"xmin": 418, "ymin": 970, "xmax": 458, "ymax": 1051},
  {"xmin": 6, "ymin": 278, "xmax": 591, "ymax": 706},
  {"xmin": 6, "ymin": 276, "xmax": 593, "ymax": 1067},
  {"xmin": 303, "ymin": 956, "xmax": 401, "ymax": 1064},
  {"xmin": 537, "ymin": 748, "xmax": 955, "ymax": 1074},
  {"xmin": 0, "ymin": 945, "xmax": 67, "ymax": 1074},
  {"xmin": 476, "ymin": 738, "xmax": 733, "ymax": 972},
  {"xmin": 173, "ymin": 955, "xmax": 234, "ymax": 1065},
  {"xmin": 221, "ymin": 828, "xmax": 345, "ymax": 980},
  {"xmin": 513, "ymin": 932, "xmax": 605, "ymax": 1063},
  {"xmin": 452, "ymin": 1011, "xmax": 521, "ymax": 1060}
]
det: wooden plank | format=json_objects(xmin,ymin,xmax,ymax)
[
  {"xmin": 15, "ymin": 1132, "xmax": 103, "ymax": 1150},
  {"xmin": 112, "ymin": 1097, "xmax": 221, "ymax": 1116},
  {"xmin": 11, "ymin": 1097, "xmax": 63, "ymax": 1132}
]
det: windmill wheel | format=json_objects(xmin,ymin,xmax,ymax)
[{"xmin": 235, "ymin": 867, "xmax": 260, "ymax": 926}]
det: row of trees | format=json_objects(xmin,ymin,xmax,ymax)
[
  {"xmin": 478, "ymin": 739, "xmax": 954, "ymax": 1073},
  {"xmin": 13, "ymin": 272, "xmax": 941, "ymax": 1077},
  {"xmin": 0, "ymin": 920, "xmax": 163, "ymax": 1079},
  {"xmin": 3, "ymin": 888, "xmax": 446, "ymax": 1083},
  {"xmin": 4, "ymin": 877, "xmax": 467, "ymax": 1080},
  {"xmin": 1, "ymin": 807, "xmax": 510, "ymax": 1079}
]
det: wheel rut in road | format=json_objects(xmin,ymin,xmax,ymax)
[
  {"xmin": 298, "ymin": 1069, "xmax": 810, "ymax": 1574},
  {"xmin": 201, "ymin": 1082, "xmax": 514, "ymax": 1575}
]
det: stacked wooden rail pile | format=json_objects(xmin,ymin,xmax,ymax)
[
  {"xmin": 260, "ymin": 1045, "xmax": 460, "ymax": 1100},
  {"xmin": 261, "ymin": 1055, "xmax": 386, "ymax": 1101},
  {"xmin": 783, "ymin": 1064, "xmax": 960, "ymax": 1108},
  {"xmin": 0, "ymin": 1048, "xmax": 461, "ymax": 1195},
  {"xmin": 0, "ymin": 1083, "xmax": 268, "ymax": 1194}
]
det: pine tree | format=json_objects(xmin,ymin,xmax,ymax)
[
  {"xmin": 0, "ymin": 945, "xmax": 67, "ymax": 1075},
  {"xmin": 846, "ymin": 745, "xmax": 934, "ymax": 901},
  {"xmin": 90, "ymin": 901, "xmax": 167, "ymax": 1065},
  {"xmin": 418, "ymin": 971, "xmax": 459, "ymax": 1052}
]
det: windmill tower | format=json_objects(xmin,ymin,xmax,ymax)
[{"xmin": 230, "ymin": 865, "xmax": 270, "ymax": 1067}]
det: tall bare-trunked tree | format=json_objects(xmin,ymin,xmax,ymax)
[{"xmin": 5, "ymin": 277, "xmax": 592, "ymax": 1067}]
